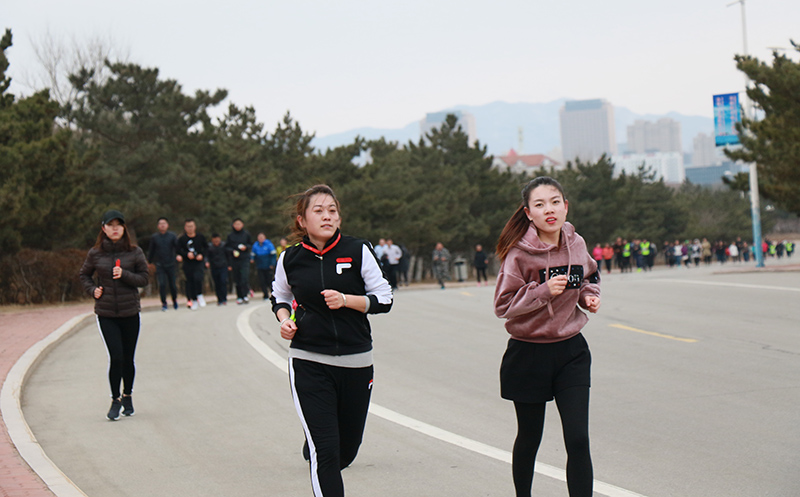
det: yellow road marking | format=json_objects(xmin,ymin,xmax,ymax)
[
  {"xmin": 609, "ymin": 323, "xmax": 698, "ymax": 343},
  {"xmin": 460, "ymin": 291, "xmax": 473, "ymax": 297}
]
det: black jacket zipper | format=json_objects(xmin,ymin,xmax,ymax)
[
  {"xmin": 112, "ymin": 250, "xmax": 119, "ymax": 316},
  {"xmin": 318, "ymin": 254, "xmax": 340, "ymax": 354}
]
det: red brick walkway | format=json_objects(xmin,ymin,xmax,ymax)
[
  {"xmin": 0, "ymin": 304, "xmax": 95, "ymax": 496},
  {"xmin": 0, "ymin": 298, "xmax": 161, "ymax": 497}
]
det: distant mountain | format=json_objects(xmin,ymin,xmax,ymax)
[
  {"xmin": 311, "ymin": 99, "xmax": 714, "ymax": 157},
  {"xmin": 311, "ymin": 122, "xmax": 420, "ymax": 153}
]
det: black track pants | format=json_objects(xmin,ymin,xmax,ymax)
[
  {"xmin": 97, "ymin": 314, "xmax": 140, "ymax": 399},
  {"xmin": 183, "ymin": 262, "xmax": 204, "ymax": 301},
  {"xmin": 289, "ymin": 358, "xmax": 373, "ymax": 497},
  {"xmin": 512, "ymin": 386, "xmax": 593, "ymax": 497},
  {"xmin": 232, "ymin": 261, "xmax": 250, "ymax": 299},
  {"xmin": 156, "ymin": 265, "xmax": 178, "ymax": 305}
]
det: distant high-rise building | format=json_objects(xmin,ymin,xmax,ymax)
[
  {"xmin": 612, "ymin": 152, "xmax": 685, "ymax": 184},
  {"xmin": 684, "ymin": 161, "xmax": 749, "ymax": 186},
  {"xmin": 559, "ymin": 99, "xmax": 616, "ymax": 163},
  {"xmin": 627, "ymin": 118, "xmax": 682, "ymax": 154},
  {"xmin": 420, "ymin": 111, "xmax": 477, "ymax": 146},
  {"xmin": 691, "ymin": 132, "xmax": 721, "ymax": 168}
]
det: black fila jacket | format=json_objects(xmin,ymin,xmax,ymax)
[{"xmin": 271, "ymin": 230, "xmax": 393, "ymax": 356}]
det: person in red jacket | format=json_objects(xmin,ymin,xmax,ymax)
[
  {"xmin": 79, "ymin": 210, "xmax": 149, "ymax": 421},
  {"xmin": 494, "ymin": 177, "xmax": 600, "ymax": 497}
]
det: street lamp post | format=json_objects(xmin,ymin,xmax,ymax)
[{"xmin": 728, "ymin": 0, "xmax": 764, "ymax": 267}]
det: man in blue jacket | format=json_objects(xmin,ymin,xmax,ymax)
[{"xmin": 251, "ymin": 232, "xmax": 277, "ymax": 300}]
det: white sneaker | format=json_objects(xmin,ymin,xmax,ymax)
[
  {"xmin": 191, "ymin": 301, "xmax": 199, "ymax": 310},
  {"xmin": 197, "ymin": 295, "xmax": 206, "ymax": 307}
]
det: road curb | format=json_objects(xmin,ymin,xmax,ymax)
[{"xmin": 0, "ymin": 313, "xmax": 93, "ymax": 497}]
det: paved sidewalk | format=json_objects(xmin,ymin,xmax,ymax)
[
  {"xmin": 0, "ymin": 297, "xmax": 160, "ymax": 497},
  {"xmin": 0, "ymin": 303, "xmax": 94, "ymax": 497}
]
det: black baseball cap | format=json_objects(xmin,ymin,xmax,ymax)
[{"xmin": 102, "ymin": 210, "xmax": 125, "ymax": 225}]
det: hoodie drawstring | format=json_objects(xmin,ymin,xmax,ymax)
[{"xmin": 545, "ymin": 228, "xmax": 572, "ymax": 319}]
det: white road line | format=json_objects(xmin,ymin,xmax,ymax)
[
  {"xmin": 653, "ymin": 278, "xmax": 800, "ymax": 292},
  {"xmin": 238, "ymin": 304, "xmax": 647, "ymax": 497}
]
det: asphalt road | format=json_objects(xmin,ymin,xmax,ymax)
[{"xmin": 22, "ymin": 261, "xmax": 800, "ymax": 496}]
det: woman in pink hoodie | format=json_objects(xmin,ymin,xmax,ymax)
[{"xmin": 494, "ymin": 176, "xmax": 600, "ymax": 497}]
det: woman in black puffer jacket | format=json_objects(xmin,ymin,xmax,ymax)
[{"xmin": 79, "ymin": 210, "xmax": 149, "ymax": 421}]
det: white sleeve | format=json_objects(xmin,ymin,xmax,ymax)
[
  {"xmin": 361, "ymin": 244, "xmax": 393, "ymax": 312},
  {"xmin": 272, "ymin": 251, "xmax": 294, "ymax": 307}
]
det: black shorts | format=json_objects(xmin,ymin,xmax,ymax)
[{"xmin": 500, "ymin": 333, "xmax": 591, "ymax": 403}]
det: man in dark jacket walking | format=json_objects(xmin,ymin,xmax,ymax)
[
  {"xmin": 148, "ymin": 217, "xmax": 179, "ymax": 311},
  {"xmin": 177, "ymin": 219, "xmax": 208, "ymax": 310},
  {"xmin": 207, "ymin": 233, "xmax": 230, "ymax": 305},
  {"xmin": 226, "ymin": 218, "xmax": 253, "ymax": 304}
]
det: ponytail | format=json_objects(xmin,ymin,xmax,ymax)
[{"xmin": 496, "ymin": 206, "xmax": 530, "ymax": 261}]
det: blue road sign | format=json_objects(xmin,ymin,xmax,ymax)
[{"xmin": 714, "ymin": 93, "xmax": 741, "ymax": 146}]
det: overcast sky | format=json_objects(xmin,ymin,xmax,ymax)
[{"xmin": 4, "ymin": 0, "xmax": 799, "ymax": 136}]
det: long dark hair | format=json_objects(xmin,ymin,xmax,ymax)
[
  {"xmin": 93, "ymin": 224, "xmax": 137, "ymax": 252},
  {"xmin": 496, "ymin": 176, "xmax": 566, "ymax": 261},
  {"xmin": 289, "ymin": 184, "xmax": 341, "ymax": 243}
]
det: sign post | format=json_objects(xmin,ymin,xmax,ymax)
[{"xmin": 714, "ymin": 92, "xmax": 763, "ymax": 267}]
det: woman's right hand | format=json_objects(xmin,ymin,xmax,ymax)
[
  {"xmin": 546, "ymin": 275, "xmax": 568, "ymax": 296},
  {"xmin": 94, "ymin": 286, "xmax": 103, "ymax": 299},
  {"xmin": 280, "ymin": 318, "xmax": 297, "ymax": 340}
]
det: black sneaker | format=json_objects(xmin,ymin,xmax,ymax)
[
  {"xmin": 107, "ymin": 398, "xmax": 122, "ymax": 421},
  {"xmin": 121, "ymin": 396, "xmax": 134, "ymax": 416}
]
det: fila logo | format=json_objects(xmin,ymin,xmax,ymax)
[{"xmin": 336, "ymin": 257, "xmax": 353, "ymax": 274}]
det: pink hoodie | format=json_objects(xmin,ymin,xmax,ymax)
[{"xmin": 494, "ymin": 222, "xmax": 600, "ymax": 343}]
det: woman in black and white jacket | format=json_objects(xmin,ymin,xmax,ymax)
[{"xmin": 271, "ymin": 184, "xmax": 392, "ymax": 497}]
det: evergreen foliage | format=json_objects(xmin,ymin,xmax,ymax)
[
  {"xmin": 0, "ymin": 30, "xmax": 95, "ymax": 254},
  {"xmin": 725, "ymin": 41, "xmax": 800, "ymax": 215},
  {"xmin": 0, "ymin": 27, "xmax": 775, "ymax": 304}
]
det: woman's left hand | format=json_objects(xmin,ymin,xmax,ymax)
[
  {"xmin": 584, "ymin": 295, "xmax": 601, "ymax": 313},
  {"xmin": 112, "ymin": 266, "xmax": 122, "ymax": 279},
  {"xmin": 321, "ymin": 289, "xmax": 346, "ymax": 309}
]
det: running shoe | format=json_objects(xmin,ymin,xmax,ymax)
[
  {"xmin": 197, "ymin": 295, "xmax": 207, "ymax": 307},
  {"xmin": 173, "ymin": 301, "xmax": 179, "ymax": 310},
  {"xmin": 121, "ymin": 396, "xmax": 134, "ymax": 417},
  {"xmin": 236, "ymin": 298, "xmax": 244, "ymax": 305},
  {"xmin": 161, "ymin": 305, "xmax": 168, "ymax": 312},
  {"xmin": 191, "ymin": 301, "xmax": 199, "ymax": 310},
  {"xmin": 107, "ymin": 398, "xmax": 122, "ymax": 421}
]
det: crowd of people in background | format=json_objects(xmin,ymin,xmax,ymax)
[
  {"xmin": 144, "ymin": 215, "xmax": 796, "ymax": 306},
  {"xmin": 146, "ymin": 217, "xmax": 282, "ymax": 310},
  {"xmin": 591, "ymin": 236, "xmax": 794, "ymax": 274}
]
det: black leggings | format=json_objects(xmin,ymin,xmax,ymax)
[
  {"xmin": 476, "ymin": 267, "xmax": 488, "ymax": 283},
  {"xmin": 97, "ymin": 315, "xmax": 140, "ymax": 399},
  {"xmin": 512, "ymin": 386, "xmax": 592, "ymax": 497}
]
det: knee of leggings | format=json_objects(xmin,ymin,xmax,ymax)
[{"xmin": 564, "ymin": 431, "xmax": 590, "ymax": 456}]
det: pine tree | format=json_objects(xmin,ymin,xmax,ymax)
[
  {"xmin": 0, "ymin": 29, "xmax": 96, "ymax": 253},
  {"xmin": 725, "ymin": 41, "xmax": 800, "ymax": 215}
]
